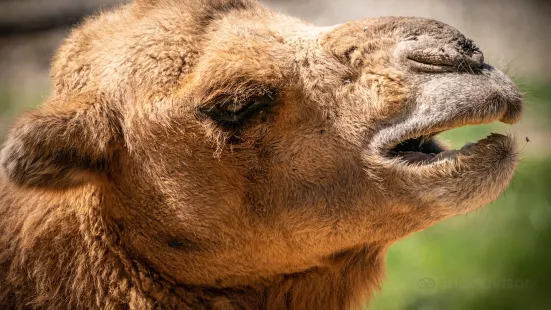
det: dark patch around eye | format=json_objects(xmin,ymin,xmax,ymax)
[{"xmin": 200, "ymin": 92, "xmax": 277, "ymax": 130}]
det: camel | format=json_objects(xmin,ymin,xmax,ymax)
[{"xmin": 0, "ymin": 0, "xmax": 523, "ymax": 309}]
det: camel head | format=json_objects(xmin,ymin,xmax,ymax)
[{"xmin": 0, "ymin": 0, "xmax": 522, "ymax": 303}]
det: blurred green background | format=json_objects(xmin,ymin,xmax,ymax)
[{"xmin": 1, "ymin": 0, "xmax": 550, "ymax": 309}]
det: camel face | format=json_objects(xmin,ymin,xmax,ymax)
[
  {"xmin": 103, "ymin": 14, "xmax": 522, "ymax": 286},
  {"xmin": 1, "ymin": 1, "xmax": 522, "ymax": 290}
]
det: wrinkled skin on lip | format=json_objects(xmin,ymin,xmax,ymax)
[{"xmin": 0, "ymin": 0, "xmax": 522, "ymax": 308}]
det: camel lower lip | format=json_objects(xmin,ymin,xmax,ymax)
[
  {"xmin": 386, "ymin": 133, "xmax": 519, "ymax": 215},
  {"xmin": 389, "ymin": 145, "xmax": 466, "ymax": 164}
]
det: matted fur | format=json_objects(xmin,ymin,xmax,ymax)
[{"xmin": 0, "ymin": 0, "xmax": 522, "ymax": 309}]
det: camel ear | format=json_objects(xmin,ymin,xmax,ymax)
[{"xmin": 0, "ymin": 97, "xmax": 122, "ymax": 188}]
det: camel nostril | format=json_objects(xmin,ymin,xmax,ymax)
[
  {"xmin": 397, "ymin": 38, "xmax": 486, "ymax": 74},
  {"xmin": 472, "ymin": 50, "xmax": 484, "ymax": 65}
]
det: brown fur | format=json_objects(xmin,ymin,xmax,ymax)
[{"xmin": 0, "ymin": 0, "xmax": 522, "ymax": 309}]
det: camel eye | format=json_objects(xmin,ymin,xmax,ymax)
[
  {"xmin": 218, "ymin": 93, "xmax": 274, "ymax": 114},
  {"xmin": 222, "ymin": 101, "xmax": 247, "ymax": 113},
  {"xmin": 201, "ymin": 92, "xmax": 276, "ymax": 129}
]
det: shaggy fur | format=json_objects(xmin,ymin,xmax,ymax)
[{"xmin": 0, "ymin": 0, "xmax": 522, "ymax": 309}]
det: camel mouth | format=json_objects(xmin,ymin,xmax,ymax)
[
  {"xmin": 382, "ymin": 116, "xmax": 519, "ymax": 166},
  {"xmin": 386, "ymin": 133, "xmax": 446, "ymax": 164},
  {"xmin": 377, "ymin": 63, "xmax": 523, "ymax": 167},
  {"xmin": 385, "ymin": 132, "xmax": 475, "ymax": 165}
]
